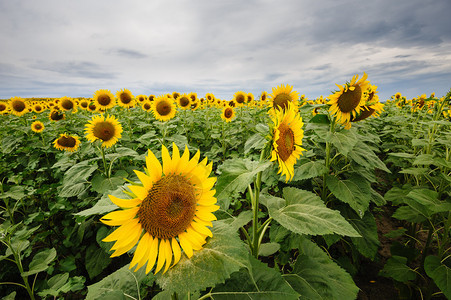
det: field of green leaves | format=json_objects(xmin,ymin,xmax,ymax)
[{"xmin": 0, "ymin": 82, "xmax": 450, "ymax": 299}]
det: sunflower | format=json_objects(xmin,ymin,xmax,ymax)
[
  {"xmin": 94, "ymin": 89, "xmax": 116, "ymax": 110},
  {"xmin": 88, "ymin": 103, "xmax": 98, "ymax": 112},
  {"xmin": 79, "ymin": 99, "xmax": 90, "ymax": 110},
  {"xmin": 270, "ymin": 102, "xmax": 305, "ymax": 181},
  {"xmin": 233, "ymin": 91, "xmax": 246, "ymax": 106},
  {"xmin": 32, "ymin": 103, "xmax": 46, "ymax": 113},
  {"xmin": 188, "ymin": 92, "xmax": 197, "ymax": 102},
  {"xmin": 190, "ymin": 99, "xmax": 200, "ymax": 111},
  {"xmin": 176, "ymin": 94, "xmax": 191, "ymax": 110},
  {"xmin": 53, "ymin": 134, "xmax": 81, "ymax": 152},
  {"xmin": 136, "ymin": 95, "xmax": 148, "ymax": 103},
  {"xmin": 246, "ymin": 93, "xmax": 254, "ymax": 104},
  {"xmin": 100, "ymin": 143, "xmax": 218, "ymax": 274},
  {"xmin": 0, "ymin": 101, "xmax": 10, "ymax": 114},
  {"xmin": 116, "ymin": 89, "xmax": 135, "ymax": 108},
  {"xmin": 142, "ymin": 100, "xmax": 153, "ymax": 112},
  {"xmin": 9, "ymin": 97, "xmax": 29, "ymax": 117},
  {"xmin": 327, "ymin": 73, "xmax": 370, "ymax": 126},
  {"xmin": 152, "ymin": 95, "xmax": 176, "ymax": 121},
  {"xmin": 31, "ymin": 121, "xmax": 45, "ymax": 133},
  {"xmin": 49, "ymin": 110, "xmax": 65, "ymax": 121},
  {"xmin": 205, "ymin": 93, "xmax": 215, "ymax": 104},
  {"xmin": 85, "ymin": 114, "xmax": 122, "ymax": 148},
  {"xmin": 59, "ymin": 96, "xmax": 76, "ymax": 111},
  {"xmin": 172, "ymin": 92, "xmax": 180, "ymax": 99},
  {"xmin": 221, "ymin": 107, "xmax": 235, "ymax": 122},
  {"xmin": 260, "ymin": 91, "xmax": 268, "ymax": 102},
  {"xmin": 349, "ymin": 84, "xmax": 384, "ymax": 126},
  {"xmin": 148, "ymin": 95, "xmax": 155, "ymax": 102},
  {"xmin": 269, "ymin": 84, "xmax": 299, "ymax": 113}
]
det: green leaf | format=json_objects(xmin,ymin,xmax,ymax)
[
  {"xmin": 407, "ymin": 189, "xmax": 451, "ymax": 214},
  {"xmin": 384, "ymin": 186, "xmax": 412, "ymax": 205},
  {"xmin": 342, "ymin": 209, "xmax": 380, "ymax": 260},
  {"xmin": 392, "ymin": 206, "xmax": 427, "ymax": 223},
  {"xmin": 244, "ymin": 133, "xmax": 266, "ymax": 155},
  {"xmin": 399, "ymin": 167, "xmax": 429, "ymax": 176},
  {"xmin": 258, "ymin": 243, "xmax": 280, "ymax": 257},
  {"xmin": 37, "ymin": 273, "xmax": 70, "ymax": 297},
  {"xmin": 91, "ymin": 174, "xmax": 125, "ymax": 194},
  {"xmin": 261, "ymin": 187, "xmax": 360, "ymax": 237},
  {"xmin": 86, "ymin": 264, "xmax": 150, "ymax": 300},
  {"xmin": 379, "ymin": 256, "xmax": 416, "ymax": 283},
  {"xmin": 284, "ymin": 237, "xmax": 359, "ymax": 300},
  {"xmin": 326, "ymin": 175, "xmax": 370, "ymax": 217},
  {"xmin": 156, "ymin": 220, "xmax": 250, "ymax": 295},
  {"xmin": 63, "ymin": 161, "xmax": 98, "ymax": 184},
  {"xmin": 310, "ymin": 114, "xmax": 330, "ymax": 124},
  {"xmin": 23, "ymin": 248, "xmax": 57, "ymax": 276},
  {"xmin": 215, "ymin": 159, "xmax": 272, "ymax": 209},
  {"xmin": 292, "ymin": 160, "xmax": 328, "ymax": 181},
  {"xmin": 75, "ymin": 186, "xmax": 126, "ymax": 217},
  {"xmin": 326, "ymin": 131, "xmax": 357, "ymax": 157},
  {"xmin": 388, "ymin": 152, "xmax": 415, "ymax": 158},
  {"xmin": 348, "ymin": 142, "xmax": 390, "ymax": 172},
  {"xmin": 424, "ymin": 255, "xmax": 451, "ymax": 299},
  {"xmin": 59, "ymin": 182, "xmax": 88, "ymax": 198},
  {"xmin": 211, "ymin": 254, "xmax": 299, "ymax": 299},
  {"xmin": 222, "ymin": 210, "xmax": 253, "ymax": 231},
  {"xmin": 85, "ymin": 244, "xmax": 112, "ymax": 279}
]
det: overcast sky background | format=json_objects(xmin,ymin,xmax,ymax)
[{"xmin": 1, "ymin": 0, "xmax": 450, "ymax": 101}]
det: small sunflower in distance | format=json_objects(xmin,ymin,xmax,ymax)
[
  {"xmin": 53, "ymin": 134, "xmax": 81, "ymax": 152},
  {"xmin": 85, "ymin": 114, "xmax": 123, "ymax": 148},
  {"xmin": 0, "ymin": 102, "xmax": 9, "ymax": 114},
  {"xmin": 176, "ymin": 94, "xmax": 191, "ymax": 110},
  {"xmin": 31, "ymin": 121, "xmax": 45, "ymax": 133},
  {"xmin": 270, "ymin": 102, "xmax": 305, "ymax": 181},
  {"xmin": 100, "ymin": 143, "xmax": 219, "ymax": 274},
  {"xmin": 59, "ymin": 96, "xmax": 76, "ymax": 111},
  {"xmin": 94, "ymin": 89, "xmax": 116, "ymax": 110},
  {"xmin": 116, "ymin": 89, "xmax": 135, "ymax": 108},
  {"xmin": 152, "ymin": 95, "xmax": 176, "ymax": 121},
  {"xmin": 221, "ymin": 107, "xmax": 235, "ymax": 122},
  {"xmin": 49, "ymin": 110, "xmax": 65, "ymax": 122},
  {"xmin": 327, "ymin": 73, "xmax": 370, "ymax": 126},
  {"xmin": 269, "ymin": 84, "xmax": 299, "ymax": 114},
  {"xmin": 233, "ymin": 91, "xmax": 246, "ymax": 106}
]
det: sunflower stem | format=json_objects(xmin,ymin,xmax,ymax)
[
  {"xmin": 5, "ymin": 238, "xmax": 35, "ymax": 300},
  {"xmin": 99, "ymin": 146, "xmax": 109, "ymax": 179},
  {"xmin": 250, "ymin": 148, "xmax": 267, "ymax": 258},
  {"xmin": 322, "ymin": 117, "xmax": 336, "ymax": 202}
]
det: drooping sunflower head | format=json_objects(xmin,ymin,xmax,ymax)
[
  {"xmin": 49, "ymin": 110, "xmax": 65, "ymax": 121},
  {"xmin": 9, "ymin": 97, "xmax": 28, "ymax": 117},
  {"xmin": 172, "ymin": 92, "xmax": 180, "ymax": 99},
  {"xmin": 94, "ymin": 89, "xmax": 116, "ymax": 110},
  {"xmin": 221, "ymin": 107, "xmax": 235, "ymax": 122},
  {"xmin": 53, "ymin": 133, "xmax": 81, "ymax": 152},
  {"xmin": 270, "ymin": 102, "xmax": 305, "ymax": 182},
  {"xmin": 100, "ymin": 143, "xmax": 218, "ymax": 274},
  {"xmin": 269, "ymin": 84, "xmax": 300, "ymax": 113},
  {"xmin": 148, "ymin": 95, "xmax": 155, "ymax": 102},
  {"xmin": 176, "ymin": 94, "xmax": 191, "ymax": 110},
  {"xmin": 233, "ymin": 91, "xmax": 246, "ymax": 106},
  {"xmin": 206, "ymin": 93, "xmax": 215, "ymax": 104},
  {"xmin": 327, "ymin": 73, "xmax": 370, "ymax": 126},
  {"xmin": 31, "ymin": 121, "xmax": 45, "ymax": 133},
  {"xmin": 188, "ymin": 92, "xmax": 197, "ymax": 102},
  {"xmin": 85, "ymin": 114, "xmax": 123, "ymax": 148},
  {"xmin": 152, "ymin": 95, "xmax": 177, "ymax": 121},
  {"xmin": 228, "ymin": 100, "xmax": 236, "ymax": 108},
  {"xmin": 116, "ymin": 89, "xmax": 135, "ymax": 108},
  {"xmin": 59, "ymin": 96, "xmax": 76, "ymax": 111},
  {"xmin": 190, "ymin": 99, "xmax": 200, "ymax": 111},
  {"xmin": 260, "ymin": 91, "xmax": 268, "ymax": 102}
]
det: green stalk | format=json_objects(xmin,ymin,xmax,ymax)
[
  {"xmin": 322, "ymin": 117, "xmax": 336, "ymax": 202},
  {"xmin": 250, "ymin": 148, "xmax": 267, "ymax": 258},
  {"xmin": 99, "ymin": 146, "xmax": 109, "ymax": 178},
  {"xmin": 439, "ymin": 211, "xmax": 451, "ymax": 258},
  {"xmin": 6, "ymin": 239, "xmax": 35, "ymax": 300}
]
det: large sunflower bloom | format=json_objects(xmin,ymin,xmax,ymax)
[
  {"xmin": 53, "ymin": 134, "xmax": 81, "ymax": 152},
  {"xmin": 176, "ymin": 94, "xmax": 191, "ymax": 110},
  {"xmin": 94, "ymin": 89, "xmax": 116, "ymax": 110},
  {"xmin": 350, "ymin": 84, "xmax": 384, "ymax": 125},
  {"xmin": 31, "ymin": 121, "xmax": 45, "ymax": 133},
  {"xmin": 152, "ymin": 95, "xmax": 176, "ymax": 121},
  {"xmin": 100, "ymin": 144, "xmax": 218, "ymax": 274},
  {"xmin": 59, "ymin": 96, "xmax": 76, "ymax": 111},
  {"xmin": 268, "ymin": 84, "xmax": 299, "ymax": 114},
  {"xmin": 49, "ymin": 110, "xmax": 65, "ymax": 122},
  {"xmin": 233, "ymin": 91, "xmax": 246, "ymax": 106},
  {"xmin": 270, "ymin": 102, "xmax": 305, "ymax": 181},
  {"xmin": 85, "ymin": 114, "xmax": 123, "ymax": 148},
  {"xmin": 9, "ymin": 97, "xmax": 29, "ymax": 117},
  {"xmin": 327, "ymin": 73, "xmax": 370, "ymax": 126},
  {"xmin": 116, "ymin": 89, "xmax": 135, "ymax": 108}
]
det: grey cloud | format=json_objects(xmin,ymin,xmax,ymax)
[
  {"xmin": 107, "ymin": 48, "xmax": 148, "ymax": 59},
  {"xmin": 29, "ymin": 61, "xmax": 117, "ymax": 79}
]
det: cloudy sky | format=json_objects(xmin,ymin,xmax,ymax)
[{"xmin": 1, "ymin": 0, "xmax": 450, "ymax": 101}]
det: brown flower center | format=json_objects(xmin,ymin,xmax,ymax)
[
  {"xmin": 61, "ymin": 99, "xmax": 74, "ymax": 110},
  {"xmin": 276, "ymin": 124, "xmax": 295, "ymax": 161},
  {"xmin": 273, "ymin": 93, "xmax": 292, "ymax": 111},
  {"xmin": 143, "ymin": 103, "xmax": 151, "ymax": 110},
  {"xmin": 236, "ymin": 94, "xmax": 245, "ymax": 104},
  {"xmin": 0, "ymin": 103, "xmax": 7, "ymax": 111},
  {"xmin": 337, "ymin": 85, "xmax": 362, "ymax": 113},
  {"xmin": 50, "ymin": 111, "xmax": 64, "ymax": 121},
  {"xmin": 224, "ymin": 108, "xmax": 233, "ymax": 118},
  {"xmin": 12, "ymin": 100, "xmax": 26, "ymax": 112},
  {"xmin": 137, "ymin": 174, "xmax": 197, "ymax": 240},
  {"xmin": 179, "ymin": 96, "xmax": 190, "ymax": 107},
  {"xmin": 93, "ymin": 121, "xmax": 116, "ymax": 141},
  {"xmin": 119, "ymin": 93, "xmax": 132, "ymax": 104},
  {"xmin": 156, "ymin": 100, "xmax": 172, "ymax": 116},
  {"xmin": 58, "ymin": 136, "xmax": 76, "ymax": 148},
  {"xmin": 34, "ymin": 124, "xmax": 42, "ymax": 130},
  {"xmin": 351, "ymin": 107, "xmax": 375, "ymax": 122},
  {"xmin": 97, "ymin": 94, "xmax": 112, "ymax": 106}
]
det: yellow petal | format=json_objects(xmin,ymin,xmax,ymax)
[
  {"xmin": 102, "ymin": 218, "xmax": 139, "ymax": 242},
  {"xmin": 134, "ymin": 170, "xmax": 153, "ymax": 190},
  {"xmin": 129, "ymin": 233, "xmax": 150, "ymax": 270},
  {"xmin": 101, "ymin": 207, "xmax": 139, "ymax": 224},
  {"xmin": 175, "ymin": 145, "xmax": 190, "ymax": 173},
  {"xmin": 171, "ymin": 143, "xmax": 180, "ymax": 172},
  {"xmin": 178, "ymin": 232, "xmax": 193, "ymax": 258},
  {"xmin": 154, "ymin": 239, "xmax": 166, "ymax": 274},
  {"xmin": 146, "ymin": 149, "xmax": 162, "ymax": 183},
  {"xmin": 191, "ymin": 220, "xmax": 213, "ymax": 237},
  {"xmin": 171, "ymin": 238, "xmax": 181, "ymax": 267},
  {"xmin": 110, "ymin": 222, "xmax": 142, "ymax": 250},
  {"xmin": 145, "ymin": 237, "xmax": 159, "ymax": 274},
  {"xmin": 163, "ymin": 239, "xmax": 173, "ymax": 273},
  {"xmin": 161, "ymin": 144, "xmax": 173, "ymax": 176},
  {"xmin": 195, "ymin": 209, "xmax": 217, "ymax": 222},
  {"xmin": 108, "ymin": 195, "xmax": 141, "ymax": 208},
  {"xmin": 128, "ymin": 185, "xmax": 148, "ymax": 200},
  {"xmin": 110, "ymin": 228, "xmax": 141, "ymax": 257}
]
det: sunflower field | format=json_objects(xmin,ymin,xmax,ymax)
[{"xmin": 0, "ymin": 76, "xmax": 450, "ymax": 300}]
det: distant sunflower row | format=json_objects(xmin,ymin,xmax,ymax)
[{"xmin": 384, "ymin": 92, "xmax": 451, "ymax": 117}]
